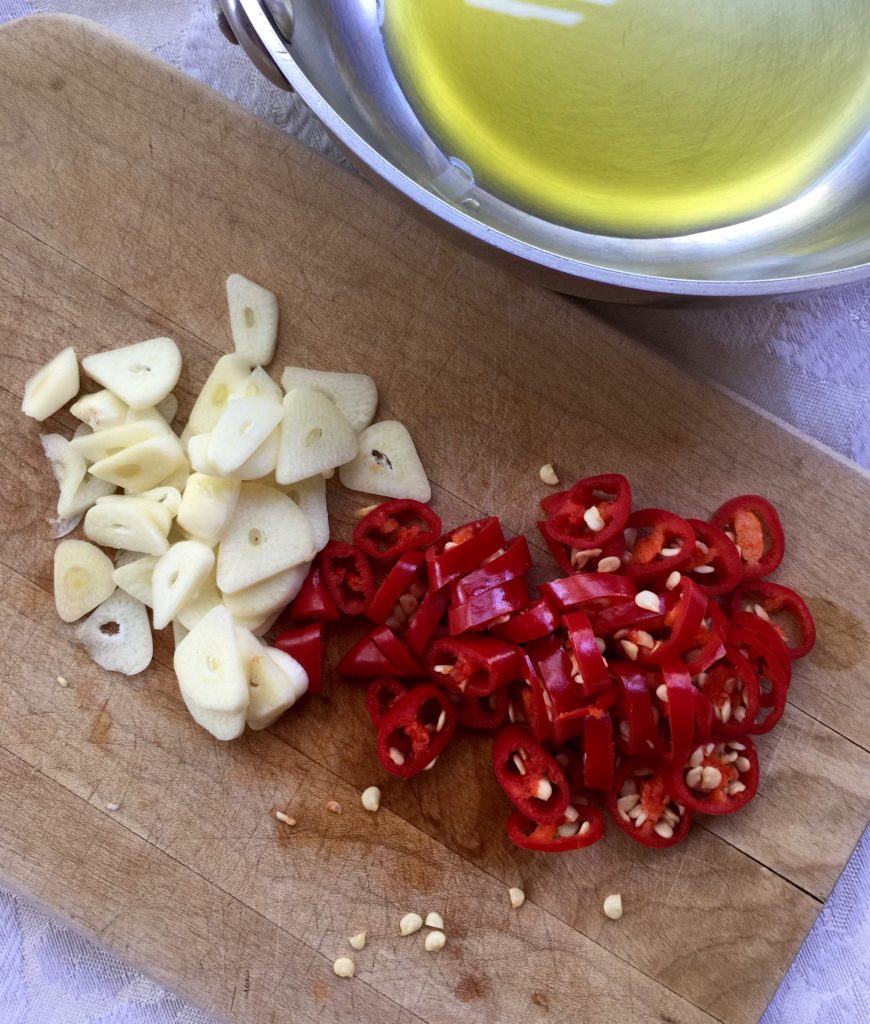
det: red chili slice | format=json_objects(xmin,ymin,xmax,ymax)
[
  {"xmin": 404, "ymin": 587, "xmax": 450, "ymax": 659},
  {"xmin": 659, "ymin": 661, "xmax": 696, "ymax": 763},
  {"xmin": 695, "ymin": 646, "xmax": 760, "ymax": 735},
  {"xmin": 693, "ymin": 687, "xmax": 714, "ymax": 745},
  {"xmin": 492, "ymin": 725, "xmax": 570, "ymax": 825},
  {"xmin": 607, "ymin": 761, "xmax": 692, "ymax": 848},
  {"xmin": 426, "ymin": 517, "xmax": 505, "ymax": 591},
  {"xmin": 563, "ymin": 610, "xmax": 610, "ymax": 697},
  {"xmin": 353, "ymin": 499, "xmax": 442, "ymax": 562},
  {"xmin": 377, "ymin": 684, "xmax": 456, "ymax": 778},
  {"xmin": 731, "ymin": 581, "xmax": 816, "ymax": 659},
  {"xmin": 506, "ymin": 802, "xmax": 604, "ymax": 852},
  {"xmin": 728, "ymin": 610, "xmax": 792, "ymax": 683},
  {"xmin": 447, "ymin": 576, "xmax": 531, "ymax": 635},
  {"xmin": 612, "ymin": 663, "xmax": 661, "ymax": 757},
  {"xmin": 540, "ymin": 473, "xmax": 632, "ymax": 551},
  {"xmin": 712, "ymin": 494, "xmax": 785, "ymax": 581},
  {"xmin": 683, "ymin": 519, "xmax": 743, "ymax": 596},
  {"xmin": 288, "ymin": 559, "xmax": 340, "ymax": 623},
  {"xmin": 582, "ymin": 712, "xmax": 615, "ymax": 790},
  {"xmin": 337, "ymin": 625, "xmax": 423, "ymax": 678},
  {"xmin": 726, "ymin": 626, "xmax": 790, "ymax": 735},
  {"xmin": 540, "ymin": 574, "xmax": 636, "ymax": 612},
  {"xmin": 591, "ymin": 598, "xmax": 664, "ymax": 637},
  {"xmin": 490, "ymin": 597, "xmax": 557, "ymax": 645},
  {"xmin": 452, "ymin": 537, "xmax": 532, "ymax": 603},
  {"xmin": 321, "ymin": 541, "xmax": 375, "ymax": 616},
  {"xmin": 427, "ymin": 635, "xmax": 522, "ymax": 697},
  {"xmin": 367, "ymin": 550, "xmax": 426, "ymax": 625},
  {"xmin": 274, "ymin": 624, "xmax": 324, "ymax": 694},
  {"xmin": 455, "ymin": 688, "xmax": 509, "ymax": 730},
  {"xmin": 667, "ymin": 737, "xmax": 759, "ymax": 815},
  {"xmin": 632, "ymin": 578, "xmax": 707, "ymax": 666},
  {"xmin": 681, "ymin": 600, "xmax": 727, "ymax": 674},
  {"xmin": 622, "ymin": 508, "xmax": 695, "ymax": 583},
  {"xmin": 366, "ymin": 677, "xmax": 407, "ymax": 725},
  {"xmin": 510, "ymin": 656, "xmax": 554, "ymax": 744}
]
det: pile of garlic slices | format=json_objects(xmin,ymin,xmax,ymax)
[{"xmin": 24, "ymin": 274, "xmax": 431, "ymax": 741}]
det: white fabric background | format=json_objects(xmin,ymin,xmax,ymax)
[{"xmin": 0, "ymin": 2, "xmax": 867, "ymax": 1022}]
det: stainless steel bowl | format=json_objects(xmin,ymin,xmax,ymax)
[{"xmin": 220, "ymin": 0, "xmax": 870, "ymax": 303}]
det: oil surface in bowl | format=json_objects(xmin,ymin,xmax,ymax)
[{"xmin": 384, "ymin": 0, "xmax": 870, "ymax": 237}]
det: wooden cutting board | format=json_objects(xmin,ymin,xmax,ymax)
[{"xmin": 0, "ymin": 15, "xmax": 867, "ymax": 1024}]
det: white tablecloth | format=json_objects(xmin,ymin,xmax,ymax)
[{"xmin": 0, "ymin": 2, "xmax": 867, "ymax": 1022}]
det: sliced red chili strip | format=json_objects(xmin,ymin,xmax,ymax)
[
  {"xmin": 511, "ymin": 656, "xmax": 554, "ymax": 743},
  {"xmin": 541, "ymin": 473, "xmax": 632, "ymax": 551},
  {"xmin": 452, "ymin": 537, "xmax": 532, "ymax": 604},
  {"xmin": 537, "ymin": 520, "xmax": 574, "ymax": 574},
  {"xmin": 506, "ymin": 802, "xmax": 604, "ymax": 852},
  {"xmin": 321, "ymin": 541, "xmax": 375, "ymax": 616},
  {"xmin": 683, "ymin": 519, "xmax": 743, "ymax": 596},
  {"xmin": 622, "ymin": 508, "xmax": 695, "ymax": 583},
  {"xmin": 274, "ymin": 623, "xmax": 324, "ymax": 694},
  {"xmin": 377, "ymin": 684, "xmax": 456, "ymax": 778},
  {"xmin": 563, "ymin": 610, "xmax": 610, "ymax": 697},
  {"xmin": 427, "ymin": 635, "xmax": 522, "ymax": 697},
  {"xmin": 448, "ymin": 576, "xmax": 532, "ymax": 635},
  {"xmin": 455, "ymin": 688, "xmax": 509, "ymax": 730},
  {"xmin": 490, "ymin": 596, "xmax": 557, "ymax": 645},
  {"xmin": 667, "ymin": 737, "xmax": 759, "ymax": 815},
  {"xmin": 591, "ymin": 598, "xmax": 664, "ymax": 637},
  {"xmin": 634, "ymin": 578, "xmax": 707, "ymax": 666},
  {"xmin": 526, "ymin": 633, "xmax": 580, "ymax": 741},
  {"xmin": 366, "ymin": 677, "xmax": 407, "ymax": 725},
  {"xmin": 405, "ymin": 586, "xmax": 450, "ymax": 658},
  {"xmin": 726, "ymin": 626, "xmax": 790, "ymax": 734},
  {"xmin": 287, "ymin": 558, "xmax": 340, "ymax": 623},
  {"xmin": 426, "ymin": 517, "xmax": 505, "ymax": 591},
  {"xmin": 367, "ymin": 550, "xmax": 426, "ymax": 625},
  {"xmin": 693, "ymin": 687, "xmax": 714, "ymax": 745},
  {"xmin": 607, "ymin": 761, "xmax": 692, "ymax": 848},
  {"xmin": 659, "ymin": 661, "xmax": 695, "ymax": 764},
  {"xmin": 712, "ymin": 494, "xmax": 785, "ymax": 581},
  {"xmin": 695, "ymin": 646, "xmax": 760, "ymax": 735},
  {"xmin": 582, "ymin": 711, "xmax": 615, "ymax": 790},
  {"xmin": 613, "ymin": 662, "xmax": 661, "ymax": 757},
  {"xmin": 492, "ymin": 725, "xmax": 570, "ymax": 825},
  {"xmin": 353, "ymin": 499, "xmax": 442, "ymax": 562},
  {"xmin": 731, "ymin": 581, "xmax": 816, "ymax": 659},
  {"xmin": 337, "ymin": 625, "xmax": 422, "ymax": 678},
  {"xmin": 370, "ymin": 625, "xmax": 424, "ymax": 676},
  {"xmin": 681, "ymin": 600, "xmax": 727, "ymax": 674},
  {"xmin": 728, "ymin": 610, "xmax": 792, "ymax": 683},
  {"xmin": 540, "ymin": 574, "xmax": 636, "ymax": 612}
]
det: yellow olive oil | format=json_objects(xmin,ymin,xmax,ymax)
[{"xmin": 383, "ymin": 0, "xmax": 870, "ymax": 236}]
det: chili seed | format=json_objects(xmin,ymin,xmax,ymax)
[
  {"xmin": 349, "ymin": 931, "xmax": 367, "ymax": 951},
  {"xmin": 693, "ymin": 565, "xmax": 716, "ymax": 574},
  {"xmin": 597, "ymin": 556, "xmax": 621, "ymax": 574},
  {"xmin": 333, "ymin": 956, "xmax": 355, "ymax": 978},
  {"xmin": 634, "ymin": 811, "xmax": 648, "ymax": 828},
  {"xmin": 734, "ymin": 706, "xmax": 747, "ymax": 722},
  {"xmin": 753, "ymin": 602, "xmax": 772, "ymax": 622},
  {"xmin": 627, "ymin": 803, "xmax": 643, "ymax": 819},
  {"xmin": 620, "ymin": 778, "xmax": 638, "ymax": 796},
  {"xmin": 584, "ymin": 505, "xmax": 606, "ymax": 531},
  {"xmin": 355, "ymin": 504, "xmax": 378, "ymax": 518},
  {"xmin": 391, "ymin": 603, "xmax": 408, "ymax": 624},
  {"xmin": 728, "ymin": 780, "xmax": 747, "ymax": 796},
  {"xmin": 534, "ymin": 778, "xmax": 553, "ymax": 802},
  {"xmin": 660, "ymin": 545, "xmax": 681, "ymax": 557},
  {"xmin": 425, "ymin": 912, "xmax": 445, "ymax": 930},
  {"xmin": 696, "ymin": 672, "xmax": 709, "ymax": 689},
  {"xmin": 700, "ymin": 766, "xmax": 723, "ymax": 791},
  {"xmin": 685, "ymin": 766, "xmax": 703, "ymax": 789},
  {"xmin": 385, "ymin": 616, "xmax": 402, "ymax": 630},
  {"xmin": 563, "ymin": 804, "xmax": 580, "ymax": 822},
  {"xmin": 389, "ymin": 747, "xmax": 406, "ymax": 766},
  {"xmin": 400, "ymin": 913, "xmax": 423, "ymax": 936},
  {"xmin": 665, "ymin": 571, "xmax": 681, "ymax": 590},
  {"xmin": 443, "ymin": 541, "xmax": 458, "ymax": 551},
  {"xmin": 617, "ymin": 794, "xmax": 640, "ymax": 813},
  {"xmin": 557, "ymin": 820, "xmax": 581, "ymax": 838},
  {"xmin": 326, "ymin": 800, "xmax": 342, "ymax": 814},
  {"xmin": 705, "ymin": 742, "xmax": 716, "ymax": 755},
  {"xmin": 695, "ymin": 540, "xmax": 709, "ymax": 555},
  {"xmin": 423, "ymin": 757, "xmax": 438, "ymax": 771},
  {"xmin": 539, "ymin": 463, "xmax": 559, "ymax": 486},
  {"xmin": 425, "ymin": 930, "xmax": 447, "ymax": 952},
  {"xmin": 399, "ymin": 594, "xmax": 419, "ymax": 616},
  {"xmin": 724, "ymin": 677, "xmax": 736, "ymax": 694},
  {"xmin": 689, "ymin": 746, "xmax": 705, "ymax": 768},
  {"xmin": 654, "ymin": 821, "xmax": 674, "ymax": 840},
  {"xmin": 509, "ymin": 887, "xmax": 526, "ymax": 909},
  {"xmin": 275, "ymin": 810, "xmax": 296, "ymax": 826},
  {"xmin": 634, "ymin": 590, "xmax": 660, "ymax": 613},
  {"xmin": 435, "ymin": 709, "xmax": 447, "ymax": 733},
  {"xmin": 724, "ymin": 529, "xmax": 737, "ymax": 542},
  {"xmin": 603, "ymin": 893, "xmax": 623, "ymax": 920},
  {"xmin": 433, "ymin": 664, "xmax": 453, "ymax": 675},
  {"xmin": 727, "ymin": 740, "xmax": 746, "ymax": 750},
  {"xmin": 579, "ymin": 820, "xmax": 591, "ymax": 836},
  {"xmin": 56, "ymin": 675, "xmax": 69, "ymax": 687},
  {"xmin": 512, "ymin": 753, "xmax": 527, "ymax": 775},
  {"xmin": 735, "ymin": 756, "xmax": 752, "ymax": 773},
  {"xmin": 409, "ymin": 581, "xmax": 427, "ymax": 599},
  {"xmin": 721, "ymin": 750, "xmax": 739, "ymax": 763},
  {"xmin": 655, "ymin": 684, "xmax": 669, "ymax": 703},
  {"xmin": 619, "ymin": 720, "xmax": 631, "ymax": 741},
  {"xmin": 620, "ymin": 639, "xmax": 639, "ymax": 661},
  {"xmin": 721, "ymin": 699, "xmax": 732, "ymax": 724},
  {"xmin": 595, "ymin": 637, "xmax": 607, "ymax": 655},
  {"xmin": 634, "ymin": 629, "xmax": 655, "ymax": 650},
  {"xmin": 361, "ymin": 786, "xmax": 381, "ymax": 812}
]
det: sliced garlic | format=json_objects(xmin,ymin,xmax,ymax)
[
  {"xmin": 186, "ymin": 434, "xmax": 217, "ymax": 475},
  {"xmin": 276, "ymin": 387, "xmax": 358, "ymax": 485},
  {"xmin": 41, "ymin": 434, "xmax": 93, "ymax": 519},
  {"xmin": 221, "ymin": 562, "xmax": 309, "ymax": 621},
  {"xmin": 339, "ymin": 421, "xmax": 430, "ymax": 502},
  {"xmin": 69, "ymin": 420, "xmax": 165, "ymax": 464},
  {"xmin": 98, "ymin": 495, "xmax": 173, "ymax": 536},
  {"xmin": 217, "ymin": 482, "xmax": 315, "ymax": 594},
  {"xmin": 130, "ymin": 486, "xmax": 182, "ymax": 517},
  {"xmin": 176, "ymin": 473, "xmax": 240, "ymax": 546},
  {"xmin": 208, "ymin": 395, "xmax": 283, "ymax": 476},
  {"xmin": 22, "ymin": 347, "xmax": 79, "ymax": 422},
  {"xmin": 54, "ymin": 540, "xmax": 116, "ymax": 623},
  {"xmin": 172, "ymin": 620, "xmax": 189, "ymax": 647},
  {"xmin": 58, "ymin": 474, "xmax": 117, "ymax": 519},
  {"xmin": 154, "ymin": 457, "xmax": 190, "ymax": 492},
  {"xmin": 81, "ymin": 338, "xmax": 181, "ymax": 410},
  {"xmin": 156, "ymin": 392, "xmax": 179, "ymax": 424},
  {"xmin": 280, "ymin": 366, "xmax": 377, "ymax": 432},
  {"xmin": 234, "ymin": 365, "xmax": 283, "ymax": 403},
  {"xmin": 84, "ymin": 497, "xmax": 170, "ymax": 556},
  {"xmin": 112, "ymin": 555, "xmax": 158, "ymax": 607},
  {"xmin": 277, "ymin": 475, "xmax": 329, "ymax": 552},
  {"xmin": 174, "ymin": 605, "xmax": 249, "ymax": 738},
  {"xmin": 75, "ymin": 590, "xmax": 153, "ymax": 675},
  {"xmin": 70, "ymin": 389, "xmax": 128, "ymax": 431},
  {"xmin": 88, "ymin": 433, "xmax": 186, "ymax": 492},
  {"xmin": 151, "ymin": 540, "xmax": 216, "ymax": 630},
  {"xmin": 237, "ymin": 629, "xmax": 308, "ymax": 730},
  {"xmin": 181, "ymin": 354, "xmax": 254, "ymax": 441},
  {"xmin": 226, "ymin": 274, "xmax": 279, "ymax": 367},
  {"xmin": 229, "ymin": 426, "xmax": 280, "ymax": 481},
  {"xmin": 174, "ymin": 571, "xmax": 223, "ymax": 631}
]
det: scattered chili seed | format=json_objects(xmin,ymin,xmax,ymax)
[{"xmin": 603, "ymin": 893, "xmax": 623, "ymax": 920}]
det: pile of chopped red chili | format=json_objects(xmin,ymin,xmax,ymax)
[{"xmin": 274, "ymin": 479, "xmax": 815, "ymax": 852}]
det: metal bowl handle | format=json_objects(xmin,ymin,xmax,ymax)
[{"xmin": 215, "ymin": 0, "xmax": 294, "ymax": 92}]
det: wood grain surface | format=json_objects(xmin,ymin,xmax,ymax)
[{"xmin": 0, "ymin": 15, "xmax": 867, "ymax": 1024}]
